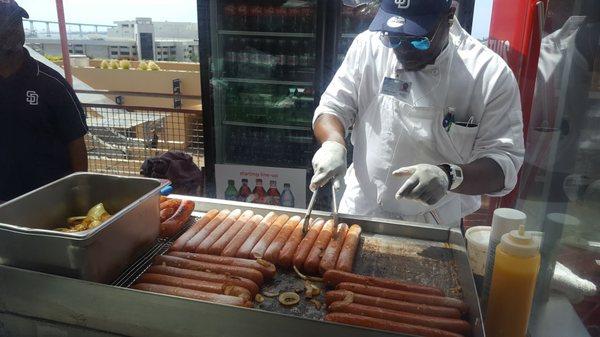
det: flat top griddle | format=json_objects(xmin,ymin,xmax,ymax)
[{"xmin": 114, "ymin": 213, "xmax": 463, "ymax": 321}]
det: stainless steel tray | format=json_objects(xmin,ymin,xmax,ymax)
[
  {"xmin": 0, "ymin": 172, "xmax": 162, "ymax": 283},
  {"xmin": 0, "ymin": 196, "xmax": 484, "ymax": 337}
]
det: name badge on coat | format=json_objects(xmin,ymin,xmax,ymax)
[{"xmin": 381, "ymin": 77, "xmax": 411, "ymax": 99}]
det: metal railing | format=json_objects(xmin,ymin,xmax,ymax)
[{"xmin": 82, "ymin": 103, "xmax": 204, "ymax": 177}]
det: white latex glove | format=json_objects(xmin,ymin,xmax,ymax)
[
  {"xmin": 393, "ymin": 164, "xmax": 449, "ymax": 205},
  {"xmin": 310, "ymin": 141, "xmax": 347, "ymax": 192},
  {"xmin": 551, "ymin": 261, "xmax": 597, "ymax": 304}
]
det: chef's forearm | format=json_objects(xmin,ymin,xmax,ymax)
[
  {"xmin": 314, "ymin": 114, "xmax": 346, "ymax": 146},
  {"xmin": 453, "ymin": 158, "xmax": 505, "ymax": 195},
  {"xmin": 68, "ymin": 136, "xmax": 88, "ymax": 172}
]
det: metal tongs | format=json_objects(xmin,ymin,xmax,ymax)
[
  {"xmin": 301, "ymin": 188, "xmax": 319, "ymax": 234},
  {"xmin": 330, "ymin": 183, "xmax": 340, "ymax": 236},
  {"xmin": 302, "ymin": 184, "xmax": 341, "ymax": 235}
]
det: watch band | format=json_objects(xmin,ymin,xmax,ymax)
[{"xmin": 448, "ymin": 164, "xmax": 464, "ymax": 190}]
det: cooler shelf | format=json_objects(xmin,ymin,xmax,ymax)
[
  {"xmin": 220, "ymin": 77, "xmax": 313, "ymax": 87},
  {"xmin": 222, "ymin": 120, "xmax": 311, "ymax": 131},
  {"xmin": 218, "ymin": 30, "xmax": 315, "ymax": 38}
]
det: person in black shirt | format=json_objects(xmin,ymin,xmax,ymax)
[{"xmin": 0, "ymin": 0, "xmax": 88, "ymax": 201}]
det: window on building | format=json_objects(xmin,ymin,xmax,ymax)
[{"xmin": 111, "ymin": 51, "xmax": 118, "ymax": 55}]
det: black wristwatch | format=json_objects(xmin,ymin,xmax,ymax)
[{"xmin": 438, "ymin": 164, "xmax": 464, "ymax": 191}]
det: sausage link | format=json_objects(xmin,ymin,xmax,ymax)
[
  {"xmin": 132, "ymin": 283, "xmax": 252, "ymax": 307},
  {"xmin": 167, "ymin": 252, "xmax": 276, "ymax": 280},
  {"xmin": 325, "ymin": 290, "xmax": 461, "ymax": 319},
  {"xmin": 337, "ymin": 282, "xmax": 468, "ymax": 314},
  {"xmin": 160, "ymin": 207, "xmax": 176, "ymax": 223},
  {"xmin": 160, "ymin": 199, "xmax": 181, "ymax": 210},
  {"xmin": 263, "ymin": 216, "xmax": 302, "ymax": 263},
  {"xmin": 170, "ymin": 209, "xmax": 221, "ymax": 252},
  {"xmin": 278, "ymin": 218, "xmax": 313, "ymax": 268},
  {"xmin": 328, "ymin": 301, "xmax": 470, "ymax": 335},
  {"xmin": 160, "ymin": 200, "xmax": 195, "ymax": 237},
  {"xmin": 222, "ymin": 214, "xmax": 263, "ymax": 257},
  {"xmin": 303, "ymin": 219, "xmax": 335, "ymax": 275},
  {"xmin": 250, "ymin": 214, "xmax": 290, "ymax": 259},
  {"xmin": 154, "ymin": 255, "xmax": 263, "ymax": 286},
  {"xmin": 185, "ymin": 209, "xmax": 242, "ymax": 252},
  {"xmin": 136, "ymin": 273, "xmax": 251, "ymax": 302},
  {"xmin": 147, "ymin": 265, "xmax": 258, "ymax": 296},
  {"xmin": 209, "ymin": 210, "xmax": 255, "ymax": 255},
  {"xmin": 292, "ymin": 218, "xmax": 325, "ymax": 269},
  {"xmin": 159, "ymin": 196, "xmax": 168, "ymax": 203},
  {"xmin": 235, "ymin": 212, "xmax": 278, "ymax": 258},
  {"xmin": 324, "ymin": 270, "xmax": 444, "ymax": 297},
  {"xmin": 324, "ymin": 313, "xmax": 464, "ymax": 337},
  {"xmin": 318, "ymin": 223, "xmax": 349, "ymax": 274},
  {"xmin": 195, "ymin": 210, "xmax": 253, "ymax": 254},
  {"xmin": 335, "ymin": 224, "xmax": 362, "ymax": 272}
]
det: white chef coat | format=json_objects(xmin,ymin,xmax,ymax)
[{"xmin": 313, "ymin": 19, "xmax": 525, "ymax": 225}]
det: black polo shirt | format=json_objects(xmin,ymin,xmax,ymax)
[{"xmin": 0, "ymin": 48, "xmax": 88, "ymax": 201}]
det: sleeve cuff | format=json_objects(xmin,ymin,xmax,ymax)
[{"xmin": 476, "ymin": 153, "xmax": 520, "ymax": 197}]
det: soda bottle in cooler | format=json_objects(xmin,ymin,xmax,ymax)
[
  {"xmin": 238, "ymin": 178, "xmax": 252, "ymax": 202},
  {"xmin": 263, "ymin": 38, "xmax": 276, "ymax": 78},
  {"xmin": 249, "ymin": 38, "xmax": 261, "ymax": 78},
  {"xmin": 253, "ymin": 179, "xmax": 267, "ymax": 204},
  {"xmin": 237, "ymin": 38, "xmax": 250, "ymax": 77},
  {"xmin": 223, "ymin": 4, "xmax": 236, "ymax": 30},
  {"xmin": 287, "ymin": 7, "xmax": 300, "ymax": 32},
  {"xmin": 249, "ymin": 5, "xmax": 262, "ymax": 31},
  {"xmin": 224, "ymin": 37, "xmax": 237, "ymax": 77},
  {"xmin": 267, "ymin": 180, "xmax": 281, "ymax": 205},
  {"xmin": 263, "ymin": 5, "xmax": 276, "ymax": 32},
  {"xmin": 224, "ymin": 180, "xmax": 238, "ymax": 200},
  {"xmin": 280, "ymin": 183, "xmax": 295, "ymax": 207},
  {"xmin": 300, "ymin": 7, "xmax": 313, "ymax": 33},
  {"xmin": 285, "ymin": 39, "xmax": 299, "ymax": 79},
  {"xmin": 298, "ymin": 40, "xmax": 311, "ymax": 81},
  {"xmin": 237, "ymin": 4, "xmax": 248, "ymax": 30},
  {"xmin": 275, "ymin": 39, "xmax": 286, "ymax": 80},
  {"xmin": 275, "ymin": 6, "xmax": 287, "ymax": 33}
]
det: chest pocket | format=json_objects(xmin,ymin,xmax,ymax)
[{"xmin": 447, "ymin": 123, "xmax": 479, "ymax": 164}]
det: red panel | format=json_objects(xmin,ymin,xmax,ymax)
[{"xmin": 487, "ymin": 0, "xmax": 547, "ymax": 208}]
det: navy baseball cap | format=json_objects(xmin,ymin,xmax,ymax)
[
  {"xmin": 0, "ymin": 0, "xmax": 29, "ymax": 20},
  {"xmin": 369, "ymin": 0, "xmax": 451, "ymax": 36}
]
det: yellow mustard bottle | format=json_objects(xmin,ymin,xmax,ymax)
[{"xmin": 485, "ymin": 225, "xmax": 540, "ymax": 337}]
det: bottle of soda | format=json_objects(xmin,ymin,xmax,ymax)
[
  {"xmin": 287, "ymin": 7, "xmax": 300, "ymax": 32},
  {"xmin": 263, "ymin": 38, "xmax": 275, "ymax": 78},
  {"xmin": 253, "ymin": 179, "xmax": 267, "ymax": 204},
  {"xmin": 280, "ymin": 183, "xmax": 295, "ymax": 207},
  {"xmin": 224, "ymin": 37, "xmax": 237, "ymax": 77},
  {"xmin": 275, "ymin": 39, "xmax": 286, "ymax": 80},
  {"xmin": 238, "ymin": 178, "xmax": 252, "ymax": 202},
  {"xmin": 263, "ymin": 5, "xmax": 275, "ymax": 32},
  {"xmin": 249, "ymin": 38, "xmax": 261, "ymax": 79},
  {"xmin": 249, "ymin": 5, "xmax": 262, "ymax": 31},
  {"xmin": 300, "ymin": 7, "xmax": 313, "ymax": 32},
  {"xmin": 224, "ymin": 180, "xmax": 238, "ymax": 200},
  {"xmin": 286, "ymin": 39, "xmax": 299, "ymax": 80},
  {"xmin": 237, "ymin": 38, "xmax": 249, "ymax": 77},
  {"xmin": 237, "ymin": 4, "xmax": 248, "ymax": 31},
  {"xmin": 298, "ymin": 40, "xmax": 311, "ymax": 81},
  {"xmin": 267, "ymin": 180, "xmax": 281, "ymax": 205},
  {"xmin": 223, "ymin": 4, "xmax": 236, "ymax": 30},
  {"xmin": 275, "ymin": 6, "xmax": 287, "ymax": 33}
]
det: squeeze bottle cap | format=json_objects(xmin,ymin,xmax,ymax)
[{"xmin": 499, "ymin": 225, "xmax": 540, "ymax": 258}]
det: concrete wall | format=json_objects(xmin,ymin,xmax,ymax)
[{"xmin": 71, "ymin": 67, "xmax": 202, "ymax": 111}]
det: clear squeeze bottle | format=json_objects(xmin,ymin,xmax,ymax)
[{"xmin": 485, "ymin": 225, "xmax": 541, "ymax": 337}]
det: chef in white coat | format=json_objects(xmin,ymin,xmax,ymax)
[{"xmin": 310, "ymin": 0, "xmax": 525, "ymax": 225}]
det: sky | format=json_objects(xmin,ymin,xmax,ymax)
[{"xmin": 18, "ymin": 0, "xmax": 494, "ymax": 39}]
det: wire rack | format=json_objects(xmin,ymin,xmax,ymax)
[{"xmin": 83, "ymin": 104, "xmax": 204, "ymax": 177}]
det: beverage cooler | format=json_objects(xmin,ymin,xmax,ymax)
[{"xmin": 198, "ymin": 0, "xmax": 376, "ymax": 208}]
